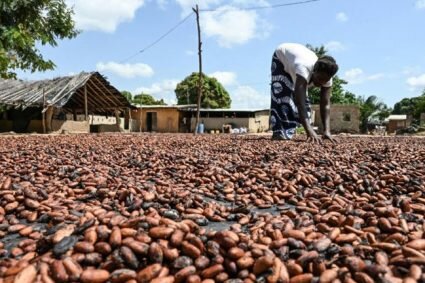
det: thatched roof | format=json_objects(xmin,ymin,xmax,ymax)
[{"xmin": 0, "ymin": 72, "xmax": 131, "ymax": 114}]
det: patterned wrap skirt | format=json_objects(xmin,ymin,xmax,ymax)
[{"xmin": 270, "ymin": 52, "xmax": 312, "ymax": 139}]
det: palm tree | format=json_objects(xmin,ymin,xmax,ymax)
[
  {"xmin": 359, "ymin": 95, "xmax": 390, "ymax": 132},
  {"xmin": 306, "ymin": 44, "xmax": 327, "ymax": 58}
]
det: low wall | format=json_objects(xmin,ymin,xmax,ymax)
[
  {"xmin": 52, "ymin": 120, "xmax": 89, "ymax": 133},
  {"xmin": 0, "ymin": 121, "xmax": 13, "ymax": 132},
  {"xmin": 1, "ymin": 119, "xmax": 90, "ymax": 133},
  {"xmin": 97, "ymin": 124, "xmax": 121, "ymax": 132}
]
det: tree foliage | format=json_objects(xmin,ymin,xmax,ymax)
[
  {"xmin": 392, "ymin": 92, "xmax": 425, "ymax": 121},
  {"xmin": 121, "ymin": 91, "xmax": 132, "ymax": 102},
  {"xmin": 308, "ymin": 76, "xmax": 360, "ymax": 105},
  {"xmin": 133, "ymin": 94, "xmax": 166, "ymax": 105},
  {"xmin": 121, "ymin": 91, "xmax": 167, "ymax": 105},
  {"xmin": 358, "ymin": 95, "xmax": 391, "ymax": 132},
  {"xmin": 175, "ymin": 72, "xmax": 231, "ymax": 109},
  {"xmin": 306, "ymin": 44, "xmax": 392, "ymax": 132},
  {"xmin": 0, "ymin": 0, "xmax": 79, "ymax": 78},
  {"xmin": 306, "ymin": 44, "xmax": 360, "ymax": 105}
]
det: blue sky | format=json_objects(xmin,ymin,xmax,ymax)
[{"xmin": 17, "ymin": 0, "xmax": 425, "ymax": 109}]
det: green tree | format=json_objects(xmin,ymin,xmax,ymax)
[
  {"xmin": 306, "ymin": 44, "xmax": 327, "ymax": 57},
  {"xmin": 0, "ymin": 0, "xmax": 79, "ymax": 78},
  {"xmin": 175, "ymin": 72, "xmax": 231, "ymax": 108},
  {"xmin": 306, "ymin": 44, "xmax": 361, "ymax": 105},
  {"xmin": 358, "ymin": 95, "xmax": 390, "ymax": 132},
  {"xmin": 133, "ymin": 93, "xmax": 166, "ymax": 105},
  {"xmin": 416, "ymin": 91, "xmax": 425, "ymax": 120},
  {"xmin": 121, "ymin": 91, "xmax": 132, "ymax": 102},
  {"xmin": 121, "ymin": 91, "xmax": 166, "ymax": 105},
  {"xmin": 393, "ymin": 92, "xmax": 425, "ymax": 121}
]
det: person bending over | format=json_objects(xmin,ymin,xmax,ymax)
[{"xmin": 270, "ymin": 43, "xmax": 339, "ymax": 143}]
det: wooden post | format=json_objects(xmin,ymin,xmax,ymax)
[
  {"xmin": 84, "ymin": 85, "xmax": 88, "ymax": 121},
  {"xmin": 128, "ymin": 108, "xmax": 132, "ymax": 133},
  {"xmin": 42, "ymin": 88, "xmax": 46, "ymax": 134},
  {"xmin": 46, "ymin": 106, "xmax": 54, "ymax": 133},
  {"xmin": 115, "ymin": 109, "xmax": 120, "ymax": 131},
  {"xmin": 193, "ymin": 4, "xmax": 202, "ymax": 134},
  {"xmin": 139, "ymin": 108, "xmax": 142, "ymax": 132}
]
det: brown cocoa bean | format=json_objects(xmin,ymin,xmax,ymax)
[
  {"xmin": 137, "ymin": 264, "xmax": 162, "ymax": 283},
  {"xmin": 175, "ymin": 265, "xmax": 197, "ymax": 283},
  {"xmin": 13, "ymin": 264, "xmax": 36, "ymax": 283},
  {"xmin": 110, "ymin": 269, "xmax": 137, "ymax": 283},
  {"xmin": 80, "ymin": 269, "xmax": 110, "ymax": 283},
  {"xmin": 201, "ymin": 264, "xmax": 224, "ymax": 279},
  {"xmin": 149, "ymin": 227, "xmax": 174, "ymax": 239},
  {"xmin": 253, "ymin": 255, "xmax": 274, "ymax": 275},
  {"xmin": 289, "ymin": 273, "xmax": 313, "ymax": 283},
  {"xmin": 109, "ymin": 227, "xmax": 122, "ymax": 248}
]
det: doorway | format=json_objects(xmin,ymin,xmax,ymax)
[{"xmin": 146, "ymin": 112, "xmax": 157, "ymax": 132}]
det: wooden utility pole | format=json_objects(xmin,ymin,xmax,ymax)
[{"xmin": 193, "ymin": 4, "xmax": 202, "ymax": 134}]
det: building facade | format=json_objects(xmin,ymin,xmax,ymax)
[
  {"xmin": 311, "ymin": 104, "xmax": 360, "ymax": 134},
  {"xmin": 184, "ymin": 108, "xmax": 270, "ymax": 133},
  {"xmin": 385, "ymin": 115, "xmax": 411, "ymax": 134}
]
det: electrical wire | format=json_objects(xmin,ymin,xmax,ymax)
[
  {"xmin": 120, "ymin": 12, "xmax": 194, "ymax": 63},
  {"xmin": 200, "ymin": 0, "xmax": 320, "ymax": 12},
  {"xmin": 119, "ymin": 0, "xmax": 320, "ymax": 62}
]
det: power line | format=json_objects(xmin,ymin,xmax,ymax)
[
  {"xmin": 200, "ymin": 0, "xmax": 320, "ymax": 12},
  {"xmin": 120, "ymin": 12, "xmax": 194, "ymax": 63},
  {"xmin": 118, "ymin": 0, "xmax": 319, "ymax": 63}
]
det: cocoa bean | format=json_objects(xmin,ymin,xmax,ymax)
[{"xmin": 80, "ymin": 269, "xmax": 110, "ymax": 283}]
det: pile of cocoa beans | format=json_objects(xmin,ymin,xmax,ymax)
[{"xmin": 0, "ymin": 134, "xmax": 425, "ymax": 283}]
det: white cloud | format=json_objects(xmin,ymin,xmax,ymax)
[
  {"xmin": 407, "ymin": 74, "xmax": 425, "ymax": 89},
  {"xmin": 66, "ymin": 0, "xmax": 145, "ymax": 32},
  {"xmin": 175, "ymin": 1, "xmax": 272, "ymax": 47},
  {"xmin": 207, "ymin": 70, "xmax": 268, "ymax": 108},
  {"xmin": 325, "ymin": 41, "xmax": 345, "ymax": 52},
  {"xmin": 231, "ymin": 86, "xmax": 268, "ymax": 109},
  {"xmin": 202, "ymin": 7, "xmax": 271, "ymax": 47},
  {"xmin": 416, "ymin": 0, "xmax": 425, "ymax": 9},
  {"xmin": 134, "ymin": 79, "xmax": 180, "ymax": 104},
  {"xmin": 209, "ymin": 71, "xmax": 238, "ymax": 86},
  {"xmin": 336, "ymin": 12, "xmax": 348, "ymax": 22},
  {"xmin": 96, "ymin": 62, "xmax": 154, "ymax": 78},
  {"xmin": 343, "ymin": 68, "xmax": 385, "ymax": 84},
  {"xmin": 402, "ymin": 66, "xmax": 422, "ymax": 76}
]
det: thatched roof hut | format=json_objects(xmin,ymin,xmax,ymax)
[{"xmin": 0, "ymin": 72, "xmax": 131, "ymax": 114}]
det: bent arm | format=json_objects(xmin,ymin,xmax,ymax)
[
  {"xmin": 320, "ymin": 86, "xmax": 332, "ymax": 134},
  {"xmin": 294, "ymin": 75, "xmax": 316, "ymax": 136}
]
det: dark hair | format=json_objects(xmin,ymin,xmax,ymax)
[{"xmin": 314, "ymin": 56, "xmax": 339, "ymax": 77}]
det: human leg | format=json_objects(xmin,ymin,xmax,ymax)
[{"xmin": 270, "ymin": 52, "xmax": 298, "ymax": 140}]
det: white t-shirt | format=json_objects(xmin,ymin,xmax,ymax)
[{"xmin": 275, "ymin": 43, "xmax": 332, "ymax": 88}]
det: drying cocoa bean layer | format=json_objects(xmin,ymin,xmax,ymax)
[{"xmin": 0, "ymin": 134, "xmax": 425, "ymax": 283}]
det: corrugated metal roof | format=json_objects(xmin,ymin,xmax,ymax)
[
  {"xmin": 385, "ymin": 115, "xmax": 407, "ymax": 122},
  {"xmin": 0, "ymin": 72, "xmax": 131, "ymax": 113},
  {"xmin": 182, "ymin": 108, "xmax": 270, "ymax": 113},
  {"xmin": 132, "ymin": 104, "xmax": 196, "ymax": 109}
]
